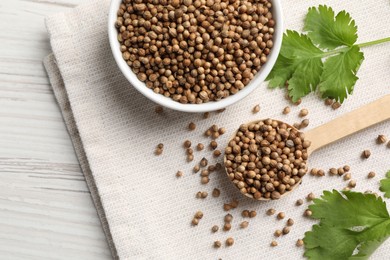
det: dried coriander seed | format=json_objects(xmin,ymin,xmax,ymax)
[
  {"xmin": 300, "ymin": 119, "xmax": 309, "ymax": 128},
  {"xmin": 270, "ymin": 240, "xmax": 278, "ymax": 247},
  {"xmin": 253, "ymin": 105, "xmax": 261, "ymax": 113},
  {"xmin": 242, "ymin": 210, "xmax": 250, "ymax": 218},
  {"xmin": 307, "ymin": 192, "xmax": 315, "ymax": 201},
  {"xmin": 343, "ymin": 165, "xmax": 350, "ymax": 172},
  {"xmin": 155, "ymin": 148, "xmax": 163, "ymax": 155},
  {"xmin": 193, "ymin": 165, "xmax": 200, "ymax": 173},
  {"xmin": 203, "ymin": 112, "xmax": 210, "ymax": 119},
  {"xmin": 197, "ymin": 143, "xmax": 204, "ymax": 151},
  {"xmin": 343, "ymin": 173, "xmax": 351, "ymax": 181},
  {"xmin": 287, "ymin": 218, "xmax": 294, "ymax": 226},
  {"xmin": 157, "ymin": 143, "xmax": 164, "ymax": 149},
  {"xmin": 274, "ymin": 230, "xmax": 282, "ymax": 237},
  {"xmin": 184, "ymin": 140, "xmax": 191, "ymax": 148},
  {"xmin": 191, "ymin": 218, "xmax": 199, "ymax": 226},
  {"xmin": 325, "ymin": 98, "xmax": 333, "ymax": 106},
  {"xmin": 332, "ymin": 102, "xmax": 341, "ymax": 110},
  {"xmin": 201, "ymin": 176, "xmax": 209, "ymax": 184},
  {"xmin": 196, "ymin": 192, "xmax": 202, "ymax": 198},
  {"xmin": 310, "ymin": 168, "xmax": 318, "ymax": 176},
  {"xmin": 223, "ymin": 223, "xmax": 232, "ymax": 231},
  {"xmin": 299, "ymin": 108, "xmax": 309, "ymax": 117},
  {"xmin": 338, "ymin": 167, "xmax": 345, "ymax": 176},
  {"xmin": 387, "ymin": 141, "xmax": 390, "ymax": 148},
  {"xmin": 224, "ymin": 214, "xmax": 233, "ymax": 223},
  {"xmin": 226, "ymin": 237, "xmax": 234, "ymax": 247},
  {"xmin": 195, "ymin": 211, "xmax": 203, "ymax": 219},
  {"xmin": 348, "ymin": 180, "xmax": 357, "ymax": 188},
  {"xmin": 188, "ymin": 122, "xmax": 196, "ymax": 131},
  {"xmin": 266, "ymin": 208, "xmax": 276, "ymax": 215},
  {"xmin": 211, "ymin": 225, "xmax": 219, "ymax": 233},
  {"xmin": 282, "ymin": 226, "xmax": 291, "ymax": 235},
  {"xmin": 368, "ymin": 171, "xmax": 376, "ymax": 178},
  {"xmin": 218, "ymin": 128, "xmax": 226, "ymax": 135},
  {"xmin": 317, "ymin": 169, "xmax": 325, "ymax": 177},
  {"xmin": 362, "ymin": 150, "xmax": 371, "ymax": 159},
  {"xmin": 210, "ymin": 141, "xmax": 218, "ymax": 150},
  {"xmin": 304, "ymin": 209, "xmax": 312, "ymax": 217},
  {"xmin": 296, "ymin": 199, "xmax": 303, "ymax": 206},
  {"xmin": 201, "ymin": 191, "xmax": 208, "ymax": 198},
  {"xmin": 249, "ymin": 210, "xmax": 257, "ymax": 218},
  {"xmin": 187, "ymin": 154, "xmax": 194, "ymax": 162},
  {"xmin": 213, "ymin": 150, "xmax": 222, "ymax": 157},
  {"xmin": 329, "ymin": 168, "xmax": 337, "ymax": 176},
  {"xmin": 277, "ymin": 212, "xmax": 285, "ymax": 220},
  {"xmin": 283, "ymin": 106, "xmax": 291, "ymax": 114},
  {"xmin": 176, "ymin": 171, "xmax": 183, "ymax": 178},
  {"xmin": 214, "ymin": 240, "xmax": 222, "ymax": 248},
  {"xmin": 240, "ymin": 221, "xmax": 249, "ymax": 229},
  {"xmin": 200, "ymin": 157, "xmax": 208, "ymax": 167},
  {"xmin": 212, "ymin": 188, "xmax": 220, "ymax": 197},
  {"xmin": 377, "ymin": 135, "xmax": 387, "ymax": 144},
  {"xmin": 296, "ymin": 239, "xmax": 304, "ymax": 247}
]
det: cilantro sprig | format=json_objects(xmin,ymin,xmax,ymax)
[
  {"xmin": 267, "ymin": 5, "xmax": 390, "ymax": 103},
  {"xmin": 380, "ymin": 170, "xmax": 390, "ymax": 198},
  {"xmin": 304, "ymin": 190, "xmax": 390, "ymax": 260}
]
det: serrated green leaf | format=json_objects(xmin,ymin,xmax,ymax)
[
  {"xmin": 304, "ymin": 190, "xmax": 390, "ymax": 260},
  {"xmin": 266, "ymin": 30, "xmax": 323, "ymax": 101},
  {"xmin": 319, "ymin": 46, "xmax": 364, "ymax": 102},
  {"xmin": 304, "ymin": 5, "xmax": 358, "ymax": 49},
  {"xmin": 380, "ymin": 171, "xmax": 390, "ymax": 198}
]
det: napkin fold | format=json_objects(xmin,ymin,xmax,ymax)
[{"xmin": 44, "ymin": 0, "xmax": 390, "ymax": 259}]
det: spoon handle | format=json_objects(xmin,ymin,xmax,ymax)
[{"xmin": 305, "ymin": 94, "xmax": 390, "ymax": 155}]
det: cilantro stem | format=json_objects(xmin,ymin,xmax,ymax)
[{"xmin": 320, "ymin": 36, "xmax": 390, "ymax": 58}]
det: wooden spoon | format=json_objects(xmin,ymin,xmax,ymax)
[{"xmin": 224, "ymin": 94, "xmax": 390, "ymax": 201}]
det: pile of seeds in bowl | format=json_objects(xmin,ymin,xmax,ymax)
[
  {"xmin": 115, "ymin": 0, "xmax": 275, "ymax": 103},
  {"xmin": 225, "ymin": 118, "xmax": 310, "ymax": 200}
]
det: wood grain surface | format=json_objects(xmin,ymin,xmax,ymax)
[{"xmin": 0, "ymin": 0, "xmax": 111, "ymax": 259}]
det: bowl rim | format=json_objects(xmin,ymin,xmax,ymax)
[{"xmin": 108, "ymin": 0, "xmax": 283, "ymax": 113}]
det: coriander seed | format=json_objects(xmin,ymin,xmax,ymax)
[
  {"xmin": 377, "ymin": 135, "xmax": 387, "ymax": 144},
  {"xmin": 332, "ymin": 102, "xmax": 341, "ymax": 110},
  {"xmin": 242, "ymin": 210, "xmax": 250, "ymax": 218},
  {"xmin": 343, "ymin": 165, "xmax": 350, "ymax": 172},
  {"xmin": 304, "ymin": 209, "xmax": 312, "ymax": 217},
  {"xmin": 253, "ymin": 105, "xmax": 261, "ymax": 113},
  {"xmin": 329, "ymin": 168, "xmax": 337, "ymax": 176},
  {"xmin": 300, "ymin": 119, "xmax": 309, "ymax": 128},
  {"xmin": 184, "ymin": 140, "xmax": 191, "ymax": 148},
  {"xmin": 191, "ymin": 218, "xmax": 199, "ymax": 226},
  {"xmin": 299, "ymin": 108, "xmax": 309, "ymax": 117},
  {"xmin": 337, "ymin": 167, "xmax": 345, "ymax": 176},
  {"xmin": 187, "ymin": 154, "xmax": 194, "ymax": 162},
  {"xmin": 249, "ymin": 210, "xmax": 257, "ymax": 218},
  {"xmin": 214, "ymin": 240, "xmax": 222, "ymax": 248},
  {"xmin": 307, "ymin": 192, "xmax": 315, "ymax": 201},
  {"xmin": 343, "ymin": 173, "xmax": 351, "ymax": 181},
  {"xmin": 270, "ymin": 241, "xmax": 278, "ymax": 247},
  {"xmin": 387, "ymin": 141, "xmax": 390, "ymax": 148},
  {"xmin": 223, "ymin": 223, "xmax": 232, "ymax": 231},
  {"xmin": 296, "ymin": 199, "xmax": 303, "ymax": 206},
  {"xmin": 176, "ymin": 171, "xmax": 183, "ymax": 178},
  {"xmin": 211, "ymin": 225, "xmax": 219, "ymax": 233},
  {"xmin": 203, "ymin": 112, "xmax": 210, "ymax": 119},
  {"xmin": 277, "ymin": 212, "xmax": 285, "ymax": 220},
  {"xmin": 283, "ymin": 106, "xmax": 291, "ymax": 114},
  {"xmin": 218, "ymin": 127, "xmax": 226, "ymax": 135},
  {"xmin": 266, "ymin": 208, "xmax": 276, "ymax": 215},
  {"xmin": 195, "ymin": 211, "xmax": 203, "ymax": 219},
  {"xmin": 201, "ymin": 176, "xmax": 209, "ymax": 184},
  {"xmin": 348, "ymin": 180, "xmax": 357, "ymax": 188},
  {"xmin": 212, "ymin": 188, "xmax": 220, "ymax": 197},
  {"xmin": 274, "ymin": 230, "xmax": 282, "ymax": 237},
  {"xmin": 282, "ymin": 226, "xmax": 291, "ymax": 235},
  {"xmin": 368, "ymin": 171, "xmax": 376, "ymax": 178},
  {"xmin": 200, "ymin": 157, "xmax": 208, "ymax": 167},
  {"xmin": 226, "ymin": 237, "xmax": 234, "ymax": 247},
  {"xmin": 155, "ymin": 148, "xmax": 163, "ymax": 155},
  {"xmin": 296, "ymin": 239, "xmax": 304, "ymax": 247},
  {"xmin": 197, "ymin": 143, "xmax": 204, "ymax": 151},
  {"xmin": 188, "ymin": 122, "xmax": 196, "ymax": 131},
  {"xmin": 325, "ymin": 98, "xmax": 333, "ymax": 106},
  {"xmin": 210, "ymin": 141, "xmax": 218, "ymax": 150},
  {"xmin": 287, "ymin": 218, "xmax": 294, "ymax": 226},
  {"xmin": 362, "ymin": 150, "xmax": 371, "ymax": 159},
  {"xmin": 240, "ymin": 221, "xmax": 249, "ymax": 229},
  {"xmin": 213, "ymin": 150, "xmax": 221, "ymax": 157},
  {"xmin": 201, "ymin": 191, "xmax": 208, "ymax": 198},
  {"xmin": 224, "ymin": 214, "xmax": 233, "ymax": 223},
  {"xmin": 193, "ymin": 165, "xmax": 200, "ymax": 173}
]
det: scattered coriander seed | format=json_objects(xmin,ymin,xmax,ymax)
[
  {"xmin": 223, "ymin": 204, "xmax": 232, "ymax": 211},
  {"xmin": 200, "ymin": 169, "xmax": 209, "ymax": 177},
  {"xmin": 300, "ymin": 119, "xmax": 309, "ymax": 128},
  {"xmin": 200, "ymin": 157, "xmax": 208, "ymax": 167},
  {"xmin": 187, "ymin": 154, "xmax": 194, "ymax": 162},
  {"xmin": 196, "ymin": 192, "xmax": 202, "ymax": 198},
  {"xmin": 253, "ymin": 105, "xmax": 261, "ymax": 113},
  {"xmin": 337, "ymin": 167, "xmax": 345, "ymax": 176},
  {"xmin": 223, "ymin": 223, "xmax": 232, "ymax": 231},
  {"xmin": 293, "ymin": 122, "xmax": 301, "ymax": 130},
  {"xmin": 230, "ymin": 199, "xmax": 239, "ymax": 208},
  {"xmin": 332, "ymin": 102, "xmax": 341, "ymax": 110},
  {"xmin": 157, "ymin": 143, "xmax": 164, "ymax": 149},
  {"xmin": 368, "ymin": 171, "xmax": 376, "ymax": 178},
  {"xmin": 176, "ymin": 171, "xmax": 183, "ymax": 178},
  {"xmin": 205, "ymin": 129, "xmax": 212, "ymax": 137},
  {"xmin": 362, "ymin": 150, "xmax": 371, "ymax": 159},
  {"xmin": 224, "ymin": 214, "xmax": 233, "ymax": 223},
  {"xmin": 211, "ymin": 124, "xmax": 219, "ymax": 132},
  {"xmin": 201, "ymin": 191, "xmax": 208, "ymax": 198},
  {"xmin": 186, "ymin": 148, "xmax": 194, "ymax": 155},
  {"xmin": 283, "ymin": 106, "xmax": 291, "ymax": 115},
  {"xmin": 213, "ymin": 150, "xmax": 222, "ymax": 157},
  {"xmin": 266, "ymin": 208, "xmax": 276, "ymax": 215},
  {"xmin": 296, "ymin": 199, "xmax": 303, "ymax": 206},
  {"xmin": 317, "ymin": 169, "xmax": 325, "ymax": 177},
  {"xmin": 296, "ymin": 239, "xmax": 304, "ymax": 247},
  {"xmin": 299, "ymin": 108, "xmax": 309, "ymax": 117},
  {"xmin": 274, "ymin": 229, "xmax": 282, "ymax": 237},
  {"xmin": 210, "ymin": 141, "xmax": 218, "ymax": 150},
  {"xmin": 212, "ymin": 188, "xmax": 221, "ymax": 197},
  {"xmin": 343, "ymin": 187, "xmax": 350, "ymax": 191},
  {"xmin": 211, "ymin": 225, "xmax": 219, "ymax": 233},
  {"xmin": 377, "ymin": 135, "xmax": 387, "ymax": 144},
  {"xmin": 214, "ymin": 241, "xmax": 221, "ymax": 249},
  {"xmin": 304, "ymin": 209, "xmax": 312, "ymax": 217},
  {"xmin": 325, "ymin": 98, "xmax": 333, "ymax": 106},
  {"xmin": 212, "ymin": 131, "xmax": 220, "ymax": 139},
  {"xmin": 294, "ymin": 98, "xmax": 302, "ymax": 106},
  {"xmin": 197, "ymin": 143, "xmax": 204, "ymax": 151},
  {"xmin": 249, "ymin": 210, "xmax": 257, "ymax": 218},
  {"xmin": 348, "ymin": 180, "xmax": 357, "ymax": 188},
  {"xmin": 201, "ymin": 176, "xmax": 209, "ymax": 184},
  {"xmin": 343, "ymin": 165, "xmax": 350, "ymax": 172},
  {"xmin": 193, "ymin": 165, "xmax": 200, "ymax": 173},
  {"xmin": 155, "ymin": 148, "xmax": 163, "ymax": 155},
  {"xmin": 195, "ymin": 211, "xmax": 203, "ymax": 219},
  {"xmin": 270, "ymin": 240, "xmax": 278, "ymax": 247},
  {"xmin": 155, "ymin": 106, "xmax": 163, "ymax": 114},
  {"xmin": 329, "ymin": 168, "xmax": 338, "ymax": 176},
  {"xmin": 343, "ymin": 173, "xmax": 351, "ymax": 181},
  {"xmin": 310, "ymin": 168, "xmax": 318, "ymax": 176},
  {"xmin": 184, "ymin": 140, "xmax": 191, "ymax": 148},
  {"xmin": 277, "ymin": 212, "xmax": 285, "ymax": 220},
  {"xmin": 307, "ymin": 192, "xmax": 315, "ymax": 201},
  {"xmin": 188, "ymin": 122, "xmax": 196, "ymax": 131},
  {"xmin": 203, "ymin": 112, "xmax": 210, "ymax": 119},
  {"xmin": 218, "ymin": 128, "xmax": 226, "ymax": 135},
  {"xmin": 287, "ymin": 218, "xmax": 294, "ymax": 226},
  {"xmin": 240, "ymin": 221, "xmax": 249, "ymax": 229},
  {"xmin": 191, "ymin": 218, "xmax": 199, "ymax": 226},
  {"xmin": 208, "ymin": 165, "xmax": 216, "ymax": 172},
  {"xmin": 242, "ymin": 210, "xmax": 250, "ymax": 218},
  {"xmin": 226, "ymin": 237, "xmax": 234, "ymax": 247},
  {"xmin": 282, "ymin": 226, "xmax": 291, "ymax": 235}
]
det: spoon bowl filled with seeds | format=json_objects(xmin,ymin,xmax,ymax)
[
  {"xmin": 225, "ymin": 95, "xmax": 390, "ymax": 201},
  {"xmin": 108, "ymin": 0, "xmax": 283, "ymax": 112}
]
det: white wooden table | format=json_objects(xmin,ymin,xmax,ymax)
[{"xmin": 0, "ymin": 0, "xmax": 111, "ymax": 259}]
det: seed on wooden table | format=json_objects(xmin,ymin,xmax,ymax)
[
  {"xmin": 242, "ymin": 210, "xmax": 250, "ymax": 217},
  {"xmin": 282, "ymin": 227, "xmax": 291, "ymax": 235},
  {"xmin": 188, "ymin": 122, "xmax": 196, "ymax": 131},
  {"xmin": 343, "ymin": 173, "xmax": 351, "ymax": 181},
  {"xmin": 304, "ymin": 209, "xmax": 312, "ymax": 217},
  {"xmin": 348, "ymin": 180, "xmax": 357, "ymax": 188},
  {"xmin": 377, "ymin": 135, "xmax": 387, "ymax": 144},
  {"xmin": 270, "ymin": 241, "xmax": 278, "ymax": 247},
  {"xmin": 274, "ymin": 230, "xmax": 282, "ymax": 237},
  {"xmin": 343, "ymin": 165, "xmax": 350, "ymax": 172},
  {"xmin": 214, "ymin": 240, "xmax": 221, "ymax": 248},
  {"xmin": 155, "ymin": 106, "xmax": 163, "ymax": 114},
  {"xmin": 277, "ymin": 212, "xmax": 285, "ymax": 220},
  {"xmin": 362, "ymin": 150, "xmax": 371, "ymax": 159},
  {"xmin": 240, "ymin": 221, "xmax": 249, "ymax": 229},
  {"xmin": 211, "ymin": 225, "xmax": 219, "ymax": 233},
  {"xmin": 283, "ymin": 106, "xmax": 291, "ymax": 114},
  {"xmin": 213, "ymin": 150, "xmax": 221, "ymax": 157},
  {"xmin": 299, "ymin": 108, "xmax": 309, "ymax": 117},
  {"xmin": 226, "ymin": 237, "xmax": 234, "ymax": 247},
  {"xmin": 176, "ymin": 171, "xmax": 183, "ymax": 178},
  {"xmin": 224, "ymin": 214, "xmax": 233, "ymax": 223},
  {"xmin": 200, "ymin": 157, "xmax": 208, "ymax": 167},
  {"xmin": 329, "ymin": 168, "xmax": 337, "ymax": 176},
  {"xmin": 196, "ymin": 143, "xmax": 204, "ymax": 151},
  {"xmin": 296, "ymin": 239, "xmax": 304, "ymax": 247},
  {"xmin": 287, "ymin": 218, "xmax": 294, "ymax": 226},
  {"xmin": 267, "ymin": 208, "xmax": 276, "ymax": 215},
  {"xmin": 296, "ymin": 199, "xmax": 303, "ymax": 206},
  {"xmin": 325, "ymin": 98, "xmax": 333, "ymax": 106},
  {"xmin": 249, "ymin": 210, "xmax": 257, "ymax": 218},
  {"xmin": 184, "ymin": 140, "xmax": 192, "ymax": 148},
  {"xmin": 307, "ymin": 192, "xmax": 315, "ymax": 201},
  {"xmin": 368, "ymin": 171, "xmax": 376, "ymax": 178},
  {"xmin": 332, "ymin": 102, "xmax": 341, "ymax": 110},
  {"xmin": 212, "ymin": 188, "xmax": 220, "ymax": 197},
  {"xmin": 253, "ymin": 105, "xmax": 261, "ymax": 113}
]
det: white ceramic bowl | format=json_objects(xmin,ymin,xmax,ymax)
[{"xmin": 108, "ymin": 0, "xmax": 283, "ymax": 112}]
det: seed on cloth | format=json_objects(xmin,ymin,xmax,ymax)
[
  {"xmin": 277, "ymin": 212, "xmax": 285, "ymax": 220},
  {"xmin": 240, "ymin": 221, "xmax": 249, "ymax": 229},
  {"xmin": 296, "ymin": 239, "xmax": 304, "ymax": 247},
  {"xmin": 214, "ymin": 241, "xmax": 221, "ymax": 248},
  {"xmin": 226, "ymin": 237, "xmax": 234, "ymax": 247},
  {"xmin": 270, "ymin": 240, "xmax": 278, "ymax": 247},
  {"xmin": 368, "ymin": 171, "xmax": 376, "ymax": 178},
  {"xmin": 362, "ymin": 150, "xmax": 371, "ymax": 159},
  {"xmin": 377, "ymin": 135, "xmax": 387, "ymax": 144},
  {"xmin": 253, "ymin": 105, "xmax": 261, "ymax": 113},
  {"xmin": 212, "ymin": 188, "xmax": 221, "ymax": 197},
  {"xmin": 267, "ymin": 208, "xmax": 276, "ymax": 215}
]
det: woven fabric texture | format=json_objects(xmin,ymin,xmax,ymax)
[{"xmin": 44, "ymin": 0, "xmax": 390, "ymax": 259}]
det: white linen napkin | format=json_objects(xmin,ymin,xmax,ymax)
[{"xmin": 43, "ymin": 0, "xmax": 390, "ymax": 259}]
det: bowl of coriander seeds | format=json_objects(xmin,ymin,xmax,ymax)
[{"xmin": 108, "ymin": 0, "xmax": 283, "ymax": 112}]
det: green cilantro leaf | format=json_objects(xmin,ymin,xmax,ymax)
[
  {"xmin": 304, "ymin": 190, "xmax": 390, "ymax": 260},
  {"xmin": 319, "ymin": 46, "xmax": 364, "ymax": 103},
  {"xmin": 304, "ymin": 5, "xmax": 358, "ymax": 49},
  {"xmin": 380, "ymin": 171, "xmax": 390, "ymax": 198}
]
